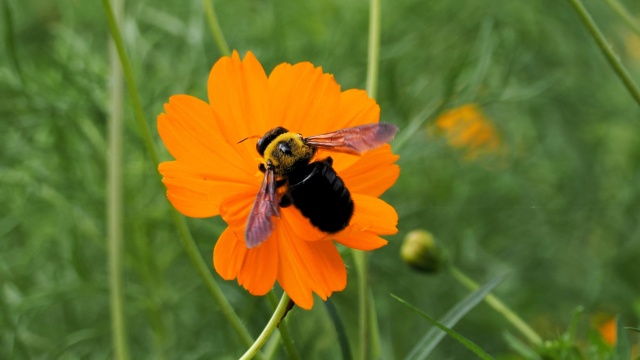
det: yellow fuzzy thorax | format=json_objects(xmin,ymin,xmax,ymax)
[{"xmin": 263, "ymin": 132, "xmax": 314, "ymax": 176}]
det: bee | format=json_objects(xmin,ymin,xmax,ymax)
[{"xmin": 244, "ymin": 123, "xmax": 398, "ymax": 248}]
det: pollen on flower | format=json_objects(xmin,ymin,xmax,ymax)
[{"xmin": 157, "ymin": 50, "xmax": 399, "ymax": 310}]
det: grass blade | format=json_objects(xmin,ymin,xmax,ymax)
[
  {"xmin": 393, "ymin": 294, "xmax": 496, "ymax": 360},
  {"xmin": 403, "ymin": 273, "xmax": 507, "ymax": 360}
]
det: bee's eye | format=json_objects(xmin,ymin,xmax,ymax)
[{"xmin": 278, "ymin": 142, "xmax": 293, "ymax": 156}]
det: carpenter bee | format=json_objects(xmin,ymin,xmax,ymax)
[{"xmin": 244, "ymin": 123, "xmax": 398, "ymax": 248}]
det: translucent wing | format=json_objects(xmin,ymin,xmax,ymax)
[
  {"xmin": 245, "ymin": 167, "xmax": 280, "ymax": 248},
  {"xmin": 304, "ymin": 123, "xmax": 398, "ymax": 155}
]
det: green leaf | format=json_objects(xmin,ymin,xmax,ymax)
[
  {"xmin": 393, "ymin": 294, "xmax": 496, "ymax": 360},
  {"xmin": 324, "ymin": 300, "xmax": 352, "ymax": 360},
  {"xmin": 625, "ymin": 327, "xmax": 640, "ymax": 333},
  {"xmin": 400, "ymin": 273, "xmax": 507, "ymax": 360}
]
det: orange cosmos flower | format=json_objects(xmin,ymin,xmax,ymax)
[
  {"xmin": 434, "ymin": 104, "xmax": 501, "ymax": 159},
  {"xmin": 598, "ymin": 318, "xmax": 617, "ymax": 346},
  {"xmin": 157, "ymin": 51, "xmax": 399, "ymax": 309}
]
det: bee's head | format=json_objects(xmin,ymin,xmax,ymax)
[
  {"xmin": 262, "ymin": 129, "xmax": 315, "ymax": 175},
  {"xmin": 257, "ymin": 127, "xmax": 288, "ymax": 156}
]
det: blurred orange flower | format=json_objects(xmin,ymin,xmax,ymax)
[
  {"xmin": 157, "ymin": 51, "xmax": 399, "ymax": 309},
  {"xmin": 434, "ymin": 104, "xmax": 501, "ymax": 159},
  {"xmin": 598, "ymin": 318, "xmax": 617, "ymax": 346}
]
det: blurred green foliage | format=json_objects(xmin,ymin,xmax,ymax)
[{"xmin": 1, "ymin": 0, "xmax": 640, "ymax": 358}]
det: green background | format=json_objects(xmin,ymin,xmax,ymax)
[{"xmin": 2, "ymin": 0, "xmax": 639, "ymax": 358}]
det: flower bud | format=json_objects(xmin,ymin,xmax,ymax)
[{"xmin": 400, "ymin": 230, "xmax": 443, "ymax": 273}]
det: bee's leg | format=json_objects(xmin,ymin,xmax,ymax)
[
  {"xmin": 258, "ymin": 163, "xmax": 266, "ymax": 173},
  {"xmin": 279, "ymin": 193, "xmax": 293, "ymax": 207},
  {"xmin": 318, "ymin": 156, "xmax": 333, "ymax": 166}
]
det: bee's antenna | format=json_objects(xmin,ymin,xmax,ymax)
[{"xmin": 238, "ymin": 135, "xmax": 260, "ymax": 144}]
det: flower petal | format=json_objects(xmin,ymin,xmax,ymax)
[
  {"xmin": 268, "ymin": 62, "xmax": 341, "ymax": 136},
  {"xmin": 276, "ymin": 220, "xmax": 346, "ymax": 309},
  {"xmin": 158, "ymin": 95, "xmax": 253, "ymax": 177},
  {"xmin": 214, "ymin": 225, "xmax": 278, "ymax": 296},
  {"xmin": 159, "ymin": 161, "xmax": 219, "ymax": 218},
  {"xmin": 213, "ymin": 226, "xmax": 247, "ymax": 280},
  {"xmin": 335, "ymin": 89, "xmax": 380, "ymax": 128},
  {"xmin": 337, "ymin": 194, "xmax": 398, "ymax": 236},
  {"xmin": 237, "ymin": 229, "xmax": 279, "ymax": 295},
  {"xmin": 208, "ymin": 51, "xmax": 270, "ymax": 161},
  {"xmin": 339, "ymin": 145, "xmax": 399, "ymax": 196},
  {"xmin": 334, "ymin": 232, "xmax": 388, "ymax": 251}
]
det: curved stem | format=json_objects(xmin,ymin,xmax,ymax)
[
  {"xmin": 106, "ymin": 0, "xmax": 128, "ymax": 358},
  {"xmin": 204, "ymin": 0, "xmax": 231, "ymax": 56},
  {"xmin": 267, "ymin": 291, "xmax": 300, "ymax": 360},
  {"xmin": 102, "ymin": 0, "xmax": 256, "ymax": 350},
  {"xmin": 449, "ymin": 266, "xmax": 543, "ymax": 346},
  {"xmin": 568, "ymin": 0, "xmax": 640, "ymax": 106},
  {"xmin": 241, "ymin": 293, "xmax": 291, "ymax": 360}
]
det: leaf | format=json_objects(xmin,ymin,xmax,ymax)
[
  {"xmin": 393, "ymin": 294, "xmax": 496, "ymax": 360},
  {"xmin": 402, "ymin": 273, "xmax": 507, "ymax": 360},
  {"xmin": 324, "ymin": 299, "xmax": 352, "ymax": 360}
]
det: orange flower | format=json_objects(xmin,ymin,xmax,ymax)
[
  {"xmin": 434, "ymin": 104, "xmax": 501, "ymax": 159},
  {"xmin": 157, "ymin": 51, "xmax": 399, "ymax": 309},
  {"xmin": 598, "ymin": 318, "xmax": 617, "ymax": 346}
]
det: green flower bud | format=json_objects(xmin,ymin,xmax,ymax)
[{"xmin": 400, "ymin": 230, "xmax": 442, "ymax": 273}]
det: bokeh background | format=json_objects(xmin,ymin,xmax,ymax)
[{"xmin": 2, "ymin": 0, "xmax": 640, "ymax": 358}]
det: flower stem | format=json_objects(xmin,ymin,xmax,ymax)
[
  {"xmin": 354, "ymin": 0, "xmax": 383, "ymax": 358},
  {"xmin": 352, "ymin": 251, "xmax": 369, "ymax": 360},
  {"xmin": 448, "ymin": 265, "xmax": 543, "ymax": 346},
  {"xmin": 102, "ymin": 0, "xmax": 256, "ymax": 351},
  {"xmin": 267, "ymin": 291, "xmax": 300, "ymax": 360},
  {"xmin": 203, "ymin": 0, "xmax": 231, "ymax": 56},
  {"xmin": 365, "ymin": 0, "xmax": 381, "ymax": 99},
  {"xmin": 603, "ymin": 0, "xmax": 640, "ymax": 37},
  {"xmin": 241, "ymin": 293, "xmax": 291, "ymax": 360},
  {"xmin": 106, "ymin": 0, "xmax": 128, "ymax": 358},
  {"xmin": 568, "ymin": 0, "xmax": 640, "ymax": 106}
]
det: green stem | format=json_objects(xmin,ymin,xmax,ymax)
[
  {"xmin": 267, "ymin": 291, "xmax": 300, "ymax": 360},
  {"xmin": 241, "ymin": 293, "xmax": 291, "ymax": 360},
  {"xmin": 448, "ymin": 266, "xmax": 543, "ymax": 346},
  {"xmin": 352, "ymin": 251, "xmax": 369, "ymax": 360},
  {"xmin": 568, "ymin": 0, "xmax": 640, "ymax": 106},
  {"xmin": 106, "ymin": 0, "xmax": 128, "ymax": 358},
  {"xmin": 355, "ymin": 0, "xmax": 383, "ymax": 358},
  {"xmin": 102, "ymin": 0, "xmax": 256, "ymax": 351},
  {"xmin": 204, "ymin": 0, "xmax": 231, "ymax": 56},
  {"xmin": 170, "ymin": 210, "xmax": 258, "ymax": 351},
  {"xmin": 365, "ymin": 0, "xmax": 381, "ymax": 99},
  {"xmin": 604, "ymin": 0, "xmax": 640, "ymax": 37}
]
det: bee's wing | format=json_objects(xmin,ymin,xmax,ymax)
[
  {"xmin": 245, "ymin": 167, "xmax": 280, "ymax": 248},
  {"xmin": 304, "ymin": 123, "xmax": 398, "ymax": 155}
]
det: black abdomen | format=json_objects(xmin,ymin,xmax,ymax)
[{"xmin": 285, "ymin": 158, "xmax": 354, "ymax": 233}]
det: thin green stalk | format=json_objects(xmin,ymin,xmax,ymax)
[
  {"xmin": 102, "ymin": 0, "xmax": 257, "ymax": 351},
  {"xmin": 204, "ymin": 0, "xmax": 231, "ymax": 56},
  {"xmin": 352, "ymin": 251, "xmax": 369, "ymax": 360},
  {"xmin": 267, "ymin": 291, "xmax": 300, "ymax": 360},
  {"xmin": 241, "ymin": 293, "xmax": 291, "ymax": 360},
  {"xmin": 448, "ymin": 266, "xmax": 543, "ymax": 346},
  {"xmin": 354, "ymin": 0, "xmax": 383, "ymax": 358},
  {"xmin": 106, "ymin": 0, "xmax": 128, "ymax": 358},
  {"xmin": 365, "ymin": 0, "xmax": 381, "ymax": 100},
  {"xmin": 568, "ymin": 0, "xmax": 640, "ymax": 106},
  {"xmin": 604, "ymin": 0, "xmax": 640, "ymax": 37}
]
